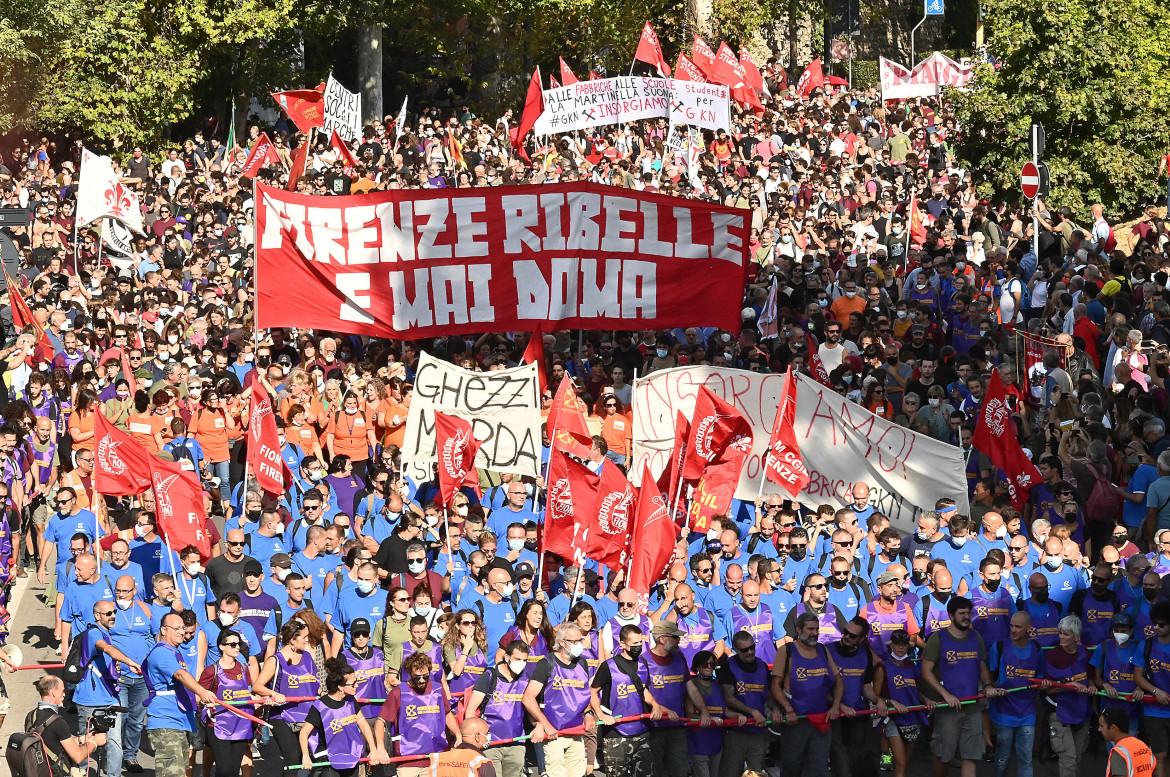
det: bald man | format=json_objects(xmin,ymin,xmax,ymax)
[
  {"xmin": 850, "ymin": 482, "xmax": 875, "ymax": 529},
  {"xmin": 664, "ymin": 583, "xmax": 725, "ymax": 662},
  {"xmin": 429, "ymin": 717, "xmax": 497, "ymax": 777},
  {"xmin": 920, "ymin": 567, "xmax": 954, "ymax": 640},
  {"xmin": 650, "ymin": 562, "xmax": 690, "ymax": 618},
  {"xmin": 724, "ymin": 580, "xmax": 776, "ymax": 665},
  {"xmin": 204, "ymin": 528, "xmax": 252, "ymax": 598}
]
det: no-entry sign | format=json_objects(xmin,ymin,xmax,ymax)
[{"xmin": 1021, "ymin": 161, "xmax": 1040, "ymax": 200}]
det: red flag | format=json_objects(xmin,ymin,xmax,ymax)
[
  {"xmin": 542, "ymin": 449, "xmax": 599, "ymax": 564},
  {"xmin": 796, "ymin": 58, "xmax": 826, "ymax": 98},
  {"xmin": 739, "ymin": 47, "xmax": 766, "ymax": 93},
  {"xmin": 682, "ymin": 387, "xmax": 753, "ymax": 483},
  {"xmin": 521, "ymin": 327, "xmax": 548, "ymax": 397},
  {"xmin": 657, "ymin": 410, "xmax": 690, "ymax": 500},
  {"xmin": 510, "ymin": 67, "xmax": 543, "ymax": 163},
  {"xmin": 559, "ymin": 58, "xmax": 579, "ymax": 85},
  {"xmin": 286, "ymin": 139, "xmax": 309, "ymax": 192},
  {"xmin": 675, "ymin": 53, "xmax": 708, "ymax": 83},
  {"xmin": 805, "ymin": 331, "xmax": 833, "ymax": 387},
  {"xmin": 246, "ymin": 385, "xmax": 295, "ymax": 497},
  {"xmin": 94, "ymin": 412, "xmax": 154, "ymax": 495},
  {"xmin": 692, "ymin": 36, "xmax": 718, "ymax": 79},
  {"xmin": 329, "ymin": 129, "xmax": 358, "ymax": 175},
  {"xmin": 634, "ymin": 21, "xmax": 671, "ymax": 77},
  {"xmin": 688, "ymin": 444, "xmax": 750, "ymax": 533},
  {"xmin": 973, "ymin": 370, "xmax": 1043, "ymax": 509},
  {"xmin": 712, "ymin": 42, "xmax": 745, "ymax": 88},
  {"xmin": 148, "ymin": 456, "xmax": 212, "ymax": 561},
  {"xmin": 550, "ymin": 74, "xmax": 561, "ymax": 89},
  {"xmin": 589, "ymin": 70, "xmax": 601, "ymax": 80},
  {"xmin": 119, "ymin": 348, "xmax": 137, "ymax": 396},
  {"xmin": 627, "ymin": 464, "xmax": 679, "ymax": 614},
  {"xmin": 270, "ymin": 89, "xmax": 326, "ymax": 134},
  {"xmin": 545, "ymin": 375, "xmax": 592, "ymax": 459},
  {"xmin": 4, "ymin": 269, "xmax": 52, "ymax": 364},
  {"xmin": 434, "ymin": 411, "xmax": 483, "ymax": 509},
  {"xmin": 585, "ymin": 465, "xmax": 637, "ymax": 569},
  {"xmin": 445, "ymin": 128, "xmax": 466, "ymax": 170},
  {"xmin": 908, "ymin": 190, "xmax": 927, "ymax": 246},
  {"xmin": 241, "ymin": 132, "xmax": 280, "ymax": 179},
  {"xmin": 763, "ymin": 368, "xmax": 810, "ymax": 496}
]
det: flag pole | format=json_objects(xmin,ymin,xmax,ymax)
[
  {"xmin": 536, "ymin": 423, "xmax": 558, "ymax": 594},
  {"xmin": 94, "ymin": 223, "xmax": 104, "ymax": 270}
]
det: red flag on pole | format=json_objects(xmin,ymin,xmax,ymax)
[
  {"xmin": 627, "ymin": 464, "xmax": 679, "ymax": 614},
  {"xmin": 545, "ymin": 375, "xmax": 592, "ymax": 459},
  {"xmin": 241, "ymin": 132, "xmax": 280, "ymax": 179},
  {"xmin": 585, "ymin": 465, "xmax": 637, "ymax": 569},
  {"xmin": 692, "ymin": 36, "xmax": 719, "ymax": 79},
  {"xmin": 286, "ymin": 140, "xmax": 309, "ymax": 192},
  {"xmin": 521, "ymin": 327, "xmax": 548, "ymax": 397},
  {"xmin": 973, "ymin": 370, "xmax": 1043, "ymax": 509},
  {"xmin": 589, "ymin": 70, "xmax": 601, "ymax": 80},
  {"xmin": 908, "ymin": 190, "xmax": 927, "ymax": 246},
  {"xmin": 434, "ymin": 411, "xmax": 483, "ymax": 509},
  {"xmin": 634, "ymin": 21, "xmax": 671, "ymax": 76},
  {"xmin": 712, "ymin": 42, "xmax": 745, "ymax": 88},
  {"xmin": 559, "ymin": 58, "xmax": 579, "ymax": 85},
  {"xmin": 148, "ymin": 457, "xmax": 212, "ymax": 561},
  {"xmin": 739, "ymin": 47, "xmax": 767, "ymax": 94},
  {"xmin": 4, "ymin": 269, "xmax": 53, "ymax": 364},
  {"xmin": 329, "ymin": 129, "xmax": 358, "ymax": 175},
  {"xmin": 550, "ymin": 74, "xmax": 562, "ymax": 89},
  {"xmin": 763, "ymin": 368, "xmax": 810, "ymax": 496},
  {"xmin": 805, "ymin": 332, "xmax": 833, "ymax": 387},
  {"xmin": 682, "ymin": 387, "xmax": 753, "ymax": 483},
  {"xmin": 688, "ymin": 438, "xmax": 752, "ymax": 533},
  {"xmin": 246, "ymin": 386, "xmax": 295, "ymax": 497},
  {"xmin": 796, "ymin": 58, "xmax": 826, "ymax": 97},
  {"xmin": 510, "ymin": 68, "xmax": 543, "ymax": 163},
  {"xmin": 94, "ymin": 412, "xmax": 154, "ymax": 495},
  {"xmin": 542, "ymin": 449, "xmax": 599, "ymax": 565},
  {"xmin": 675, "ymin": 53, "xmax": 709, "ymax": 83},
  {"xmin": 270, "ymin": 90, "xmax": 326, "ymax": 134},
  {"xmin": 657, "ymin": 410, "xmax": 690, "ymax": 495}
]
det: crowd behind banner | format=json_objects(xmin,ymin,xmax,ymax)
[{"xmin": 0, "ymin": 41, "xmax": 1168, "ymax": 777}]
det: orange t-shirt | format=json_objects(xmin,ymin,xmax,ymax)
[
  {"xmin": 289, "ymin": 423, "xmax": 319, "ymax": 457},
  {"xmin": 191, "ymin": 408, "xmax": 230, "ymax": 462},
  {"xmin": 69, "ymin": 411, "xmax": 95, "ymax": 452},
  {"xmin": 328, "ymin": 409, "xmax": 374, "ymax": 461},
  {"xmin": 128, "ymin": 412, "xmax": 165, "ymax": 454},
  {"xmin": 381, "ymin": 399, "xmax": 408, "ymax": 448},
  {"xmin": 599, "ymin": 413, "xmax": 632, "ymax": 456}
]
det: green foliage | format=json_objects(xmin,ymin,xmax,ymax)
[
  {"xmin": 851, "ymin": 59, "xmax": 879, "ymax": 89},
  {"xmin": 949, "ymin": 0, "xmax": 1170, "ymax": 219}
]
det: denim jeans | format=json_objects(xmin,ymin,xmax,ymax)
[
  {"xmin": 208, "ymin": 459, "xmax": 231, "ymax": 498},
  {"xmin": 994, "ymin": 721, "xmax": 1035, "ymax": 777},
  {"xmin": 118, "ymin": 673, "xmax": 148, "ymax": 761},
  {"xmin": 78, "ymin": 704, "xmax": 123, "ymax": 777}
]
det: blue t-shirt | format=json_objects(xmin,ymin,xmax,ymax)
[
  {"xmin": 334, "ymin": 588, "xmax": 385, "ymax": 648},
  {"xmin": 1126, "ymin": 465, "xmax": 1161, "ymax": 528},
  {"xmin": 144, "ymin": 643, "xmax": 196, "ymax": 731},
  {"xmin": 61, "ymin": 578, "xmax": 114, "ymax": 635},
  {"xmin": 479, "ymin": 597, "xmax": 518, "ymax": 650},
  {"xmin": 43, "ymin": 510, "xmax": 102, "ymax": 577},
  {"xmin": 108, "ymin": 600, "xmax": 156, "ymax": 678},
  {"xmin": 246, "ymin": 532, "xmax": 287, "ymax": 570},
  {"xmin": 74, "ymin": 625, "xmax": 120, "ymax": 707},
  {"xmin": 104, "ymin": 562, "xmax": 147, "ymax": 599}
]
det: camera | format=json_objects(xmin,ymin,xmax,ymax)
[{"xmin": 87, "ymin": 706, "xmax": 127, "ymax": 735}]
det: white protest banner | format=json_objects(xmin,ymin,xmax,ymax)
[
  {"xmin": 401, "ymin": 352, "xmax": 542, "ymax": 484},
  {"xmin": 534, "ymin": 77, "xmax": 671, "ymax": 134},
  {"xmin": 667, "ymin": 80, "xmax": 731, "ymax": 132},
  {"xmin": 323, "ymin": 74, "xmax": 362, "ymax": 143},
  {"xmin": 631, "ymin": 367, "xmax": 968, "ymax": 532}
]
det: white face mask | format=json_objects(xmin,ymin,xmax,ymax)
[
  {"xmin": 568, "ymin": 643, "xmax": 584, "ymax": 658},
  {"xmin": 345, "ymin": 406, "xmax": 358, "ymax": 415},
  {"xmin": 915, "ymin": 530, "xmax": 930, "ymax": 542},
  {"xmin": 1114, "ymin": 631, "xmax": 1131, "ymax": 645},
  {"xmin": 889, "ymin": 649, "xmax": 908, "ymax": 661},
  {"xmin": 408, "ymin": 560, "xmax": 426, "ymax": 574},
  {"xmin": 276, "ymin": 568, "xmax": 291, "ymax": 581},
  {"xmin": 456, "ymin": 506, "xmax": 468, "ymax": 517},
  {"xmin": 356, "ymin": 580, "xmax": 376, "ymax": 594},
  {"xmin": 185, "ymin": 563, "xmax": 201, "ymax": 576},
  {"xmin": 218, "ymin": 612, "xmax": 236, "ymax": 626},
  {"xmin": 116, "ymin": 598, "xmax": 133, "ymax": 611},
  {"xmin": 414, "ymin": 604, "xmax": 432, "ymax": 616},
  {"xmin": 167, "ymin": 335, "xmax": 179, "ymax": 345},
  {"xmin": 951, "ymin": 535, "xmax": 967, "ymax": 547},
  {"xmin": 995, "ymin": 526, "xmax": 1007, "ymax": 539},
  {"xmin": 498, "ymin": 582, "xmax": 515, "ymax": 598},
  {"xmin": 135, "ymin": 524, "xmax": 150, "ymax": 538},
  {"xmin": 1046, "ymin": 557, "xmax": 1062, "ymax": 570},
  {"xmin": 896, "ymin": 310, "xmax": 908, "ymax": 319},
  {"xmin": 508, "ymin": 538, "xmax": 524, "ymax": 551},
  {"xmin": 844, "ymin": 291, "xmax": 856, "ymax": 298},
  {"xmin": 928, "ymin": 398, "xmax": 941, "ymax": 408},
  {"xmin": 508, "ymin": 659, "xmax": 527, "ymax": 675}
]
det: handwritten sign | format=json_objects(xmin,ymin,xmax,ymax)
[
  {"xmin": 533, "ymin": 77, "xmax": 729, "ymax": 134},
  {"xmin": 323, "ymin": 75, "xmax": 362, "ymax": 143},
  {"xmin": 631, "ymin": 367, "xmax": 969, "ymax": 532},
  {"xmin": 667, "ymin": 80, "xmax": 731, "ymax": 132}
]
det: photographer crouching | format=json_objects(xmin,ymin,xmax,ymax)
[{"xmin": 28, "ymin": 675, "xmax": 107, "ymax": 777}]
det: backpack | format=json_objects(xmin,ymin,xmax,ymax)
[
  {"xmin": 1085, "ymin": 462, "xmax": 1121, "ymax": 523},
  {"xmin": 6, "ymin": 710, "xmax": 64, "ymax": 777},
  {"xmin": 1007, "ymin": 277, "xmax": 1031, "ymax": 312},
  {"xmin": 62, "ymin": 625, "xmax": 96, "ymax": 686}
]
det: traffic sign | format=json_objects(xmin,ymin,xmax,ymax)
[
  {"xmin": 926, "ymin": 0, "xmax": 944, "ymax": 15},
  {"xmin": 1021, "ymin": 161, "xmax": 1040, "ymax": 200},
  {"xmin": 1037, "ymin": 161, "xmax": 1051, "ymax": 198}
]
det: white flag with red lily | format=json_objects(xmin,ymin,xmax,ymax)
[{"xmin": 77, "ymin": 148, "xmax": 145, "ymax": 236}]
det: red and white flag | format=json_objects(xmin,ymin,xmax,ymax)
[
  {"xmin": 796, "ymin": 58, "xmax": 826, "ymax": 98},
  {"xmin": 682, "ymin": 386, "xmax": 753, "ymax": 483},
  {"xmin": 246, "ymin": 385, "xmax": 295, "ymax": 497},
  {"xmin": 241, "ymin": 132, "xmax": 281, "ymax": 179},
  {"xmin": 77, "ymin": 149, "xmax": 145, "ymax": 235},
  {"xmin": 545, "ymin": 375, "xmax": 592, "ymax": 459},
  {"xmin": 94, "ymin": 412, "xmax": 154, "ymax": 495},
  {"xmin": 521, "ymin": 326, "xmax": 548, "ymax": 397},
  {"xmin": 4, "ymin": 268, "xmax": 53, "ymax": 364},
  {"xmin": 712, "ymin": 42, "xmax": 745, "ymax": 88},
  {"xmin": 542, "ymin": 448, "xmax": 599, "ymax": 565},
  {"xmin": 656, "ymin": 410, "xmax": 691, "ymax": 505},
  {"xmin": 550, "ymin": 74, "xmax": 562, "ymax": 89},
  {"xmin": 589, "ymin": 70, "xmax": 601, "ymax": 80},
  {"xmin": 634, "ymin": 21, "xmax": 671, "ymax": 76},
  {"xmin": 559, "ymin": 57, "xmax": 579, "ymax": 85},
  {"xmin": 763, "ymin": 368, "xmax": 810, "ymax": 496},
  {"xmin": 586, "ymin": 465, "xmax": 637, "ymax": 570},
  {"xmin": 149, "ymin": 457, "xmax": 212, "ymax": 560},
  {"xmin": 675, "ymin": 52, "xmax": 708, "ymax": 83},
  {"xmin": 805, "ymin": 332, "xmax": 833, "ymax": 387},
  {"xmin": 510, "ymin": 68, "xmax": 543, "ymax": 163},
  {"xmin": 692, "ymin": 36, "xmax": 718, "ymax": 79},
  {"xmin": 908, "ymin": 189, "xmax": 927, "ymax": 246},
  {"xmin": 434, "ymin": 411, "xmax": 483, "ymax": 508},
  {"xmin": 973, "ymin": 370, "xmax": 1042, "ymax": 509},
  {"xmin": 740, "ymin": 47, "xmax": 768, "ymax": 95},
  {"xmin": 627, "ymin": 464, "xmax": 679, "ymax": 614},
  {"xmin": 329, "ymin": 129, "xmax": 358, "ymax": 175}
]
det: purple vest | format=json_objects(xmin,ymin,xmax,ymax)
[
  {"xmin": 989, "ymin": 640, "xmax": 1042, "ymax": 722},
  {"xmin": 206, "ymin": 662, "xmax": 254, "ymax": 740},
  {"xmin": 31, "ymin": 441, "xmax": 56, "ymax": 485},
  {"xmin": 830, "ymin": 643, "xmax": 869, "ymax": 709},
  {"xmin": 402, "ymin": 640, "xmax": 443, "ymax": 684},
  {"xmin": 787, "ymin": 643, "xmax": 834, "ymax": 715},
  {"xmin": 970, "ymin": 586, "xmax": 1012, "ymax": 647},
  {"xmin": 936, "ymin": 630, "xmax": 982, "ymax": 699},
  {"xmin": 884, "ymin": 655, "xmax": 927, "ymax": 726},
  {"xmin": 729, "ymin": 605, "xmax": 776, "ymax": 667},
  {"xmin": 273, "ymin": 650, "xmax": 320, "ymax": 723},
  {"xmin": 1079, "ymin": 591, "xmax": 1117, "ymax": 648},
  {"xmin": 600, "ymin": 657, "xmax": 647, "ymax": 735},
  {"xmin": 726, "ymin": 657, "xmax": 768, "ymax": 729},
  {"xmin": 920, "ymin": 596, "xmax": 952, "ymax": 640},
  {"xmin": 398, "ymin": 683, "xmax": 448, "ymax": 756},
  {"xmin": 343, "ymin": 646, "xmax": 388, "ymax": 715},
  {"xmin": 447, "ymin": 647, "xmax": 490, "ymax": 696},
  {"xmin": 1098, "ymin": 640, "xmax": 1141, "ymax": 718},
  {"xmin": 795, "ymin": 603, "xmax": 842, "ymax": 644},
  {"xmin": 541, "ymin": 656, "xmax": 591, "ymax": 730},
  {"xmin": 676, "ymin": 608, "xmax": 716, "ymax": 665},
  {"xmin": 861, "ymin": 600, "xmax": 911, "ymax": 657},
  {"xmin": 637, "ymin": 651, "xmax": 688, "ymax": 718},
  {"xmin": 604, "ymin": 615, "xmax": 650, "ymax": 654},
  {"xmin": 687, "ymin": 679, "xmax": 725, "ymax": 755},
  {"xmin": 309, "ymin": 698, "xmax": 366, "ymax": 768},
  {"xmin": 1046, "ymin": 646, "xmax": 1091, "ymax": 725},
  {"xmin": 907, "ymin": 284, "xmax": 938, "ymax": 310},
  {"xmin": 480, "ymin": 666, "xmax": 527, "ymax": 740},
  {"xmin": 1022, "ymin": 599, "xmax": 1062, "ymax": 647}
]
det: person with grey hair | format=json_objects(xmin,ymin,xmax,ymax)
[
  {"xmin": 1144, "ymin": 451, "xmax": 1170, "ymax": 547},
  {"xmin": 547, "ymin": 565, "xmax": 595, "ymax": 625},
  {"xmin": 1042, "ymin": 349, "xmax": 1073, "ymax": 407},
  {"xmin": 523, "ymin": 622, "xmax": 592, "ymax": 777},
  {"xmin": 1044, "ymin": 614, "xmax": 1092, "ymax": 775}
]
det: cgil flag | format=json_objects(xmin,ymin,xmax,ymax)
[
  {"xmin": 762, "ymin": 367, "xmax": 810, "ymax": 496},
  {"xmin": 682, "ymin": 386, "xmax": 753, "ymax": 483},
  {"xmin": 241, "ymin": 132, "xmax": 281, "ymax": 179},
  {"xmin": 634, "ymin": 21, "xmax": 671, "ymax": 76},
  {"xmin": 797, "ymin": 58, "xmax": 826, "ymax": 98},
  {"xmin": 542, "ymin": 448, "xmax": 599, "ymax": 565},
  {"xmin": 586, "ymin": 464, "xmax": 637, "ymax": 570},
  {"xmin": 94, "ymin": 412, "xmax": 154, "ymax": 495},
  {"xmin": 246, "ymin": 384, "xmax": 295, "ymax": 497},
  {"xmin": 434, "ymin": 411, "xmax": 483, "ymax": 508},
  {"xmin": 148, "ymin": 457, "xmax": 212, "ymax": 561},
  {"xmin": 77, "ymin": 149, "xmax": 145, "ymax": 235},
  {"xmin": 973, "ymin": 370, "xmax": 1043, "ymax": 509},
  {"xmin": 627, "ymin": 464, "xmax": 679, "ymax": 613},
  {"xmin": 3, "ymin": 268, "xmax": 53, "ymax": 364},
  {"xmin": 270, "ymin": 89, "xmax": 326, "ymax": 134}
]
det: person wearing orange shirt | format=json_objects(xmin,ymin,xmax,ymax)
[
  {"xmin": 127, "ymin": 391, "xmax": 167, "ymax": 454},
  {"xmin": 595, "ymin": 396, "xmax": 632, "ymax": 468},
  {"xmin": 67, "ymin": 389, "xmax": 99, "ymax": 453},
  {"xmin": 190, "ymin": 388, "xmax": 237, "ymax": 500},
  {"xmin": 380, "ymin": 383, "xmax": 410, "ymax": 449},
  {"xmin": 280, "ymin": 371, "xmax": 326, "ymax": 431},
  {"xmin": 286, "ymin": 404, "xmax": 326, "ymax": 464},
  {"xmin": 326, "ymin": 392, "xmax": 377, "ymax": 481},
  {"xmin": 829, "ymin": 279, "xmax": 867, "ymax": 324}
]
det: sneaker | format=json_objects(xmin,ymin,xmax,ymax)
[
  {"xmin": 123, "ymin": 760, "xmax": 143, "ymax": 773},
  {"xmin": 880, "ymin": 753, "xmax": 893, "ymax": 771}
]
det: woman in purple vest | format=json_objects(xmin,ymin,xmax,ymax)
[
  {"xmin": 876, "ymin": 629, "xmax": 929, "ymax": 777},
  {"xmin": 256, "ymin": 619, "xmax": 321, "ymax": 770},
  {"xmin": 197, "ymin": 629, "xmax": 258, "ymax": 777},
  {"xmin": 443, "ymin": 609, "xmax": 491, "ymax": 698},
  {"xmin": 496, "ymin": 598, "xmax": 553, "ymax": 675},
  {"xmin": 299, "ymin": 657, "xmax": 388, "ymax": 776}
]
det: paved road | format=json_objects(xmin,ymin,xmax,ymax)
[{"xmin": 0, "ymin": 572, "xmax": 1120, "ymax": 777}]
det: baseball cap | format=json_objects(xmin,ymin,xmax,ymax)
[
  {"xmin": 651, "ymin": 620, "xmax": 684, "ymax": 638},
  {"xmin": 515, "ymin": 562, "xmax": 535, "ymax": 579},
  {"xmin": 242, "ymin": 559, "xmax": 263, "ymax": 577},
  {"xmin": 1111, "ymin": 612, "xmax": 1135, "ymax": 629},
  {"xmin": 270, "ymin": 553, "xmax": 293, "ymax": 569},
  {"xmin": 875, "ymin": 570, "xmax": 900, "ymax": 586},
  {"xmin": 351, "ymin": 618, "xmax": 371, "ymax": 637}
]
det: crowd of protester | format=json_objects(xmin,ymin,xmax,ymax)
[{"xmin": 0, "ymin": 61, "xmax": 1169, "ymax": 777}]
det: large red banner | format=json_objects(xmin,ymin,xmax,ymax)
[{"xmin": 254, "ymin": 182, "xmax": 750, "ymax": 337}]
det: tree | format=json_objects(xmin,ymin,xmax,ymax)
[{"xmin": 950, "ymin": 0, "xmax": 1170, "ymax": 218}]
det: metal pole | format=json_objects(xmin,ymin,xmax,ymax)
[
  {"xmin": 910, "ymin": 0, "xmax": 928, "ymax": 66},
  {"xmin": 1032, "ymin": 124, "xmax": 1040, "ymax": 266}
]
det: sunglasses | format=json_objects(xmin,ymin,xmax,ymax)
[
  {"xmin": 223, "ymin": 641, "xmax": 241, "ymax": 648},
  {"xmin": 226, "ymin": 541, "xmax": 246, "ymax": 547}
]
